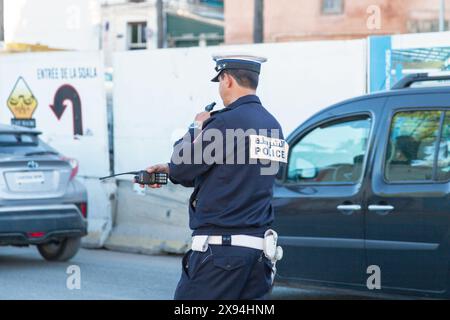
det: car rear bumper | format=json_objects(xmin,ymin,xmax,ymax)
[{"xmin": 0, "ymin": 204, "xmax": 87, "ymax": 245}]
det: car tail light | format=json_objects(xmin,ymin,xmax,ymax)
[
  {"xmin": 77, "ymin": 202, "xmax": 87, "ymax": 218},
  {"xmin": 61, "ymin": 156, "xmax": 79, "ymax": 180},
  {"xmin": 27, "ymin": 232, "xmax": 45, "ymax": 238}
]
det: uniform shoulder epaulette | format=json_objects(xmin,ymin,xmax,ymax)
[{"xmin": 211, "ymin": 108, "xmax": 230, "ymax": 116}]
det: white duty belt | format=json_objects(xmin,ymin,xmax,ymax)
[{"xmin": 191, "ymin": 229, "xmax": 283, "ymax": 263}]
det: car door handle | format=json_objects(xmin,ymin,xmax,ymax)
[
  {"xmin": 368, "ymin": 205, "xmax": 394, "ymax": 211},
  {"xmin": 368, "ymin": 204, "xmax": 394, "ymax": 215},
  {"xmin": 337, "ymin": 205, "xmax": 362, "ymax": 211},
  {"xmin": 337, "ymin": 204, "xmax": 361, "ymax": 215}
]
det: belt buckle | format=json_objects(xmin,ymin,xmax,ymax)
[
  {"xmin": 222, "ymin": 235, "xmax": 232, "ymax": 246},
  {"xmin": 192, "ymin": 235, "xmax": 209, "ymax": 252}
]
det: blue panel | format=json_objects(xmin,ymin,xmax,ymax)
[
  {"xmin": 369, "ymin": 35, "xmax": 392, "ymax": 93},
  {"xmin": 395, "ymin": 62, "xmax": 404, "ymax": 85}
]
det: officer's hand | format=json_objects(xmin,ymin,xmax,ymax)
[
  {"xmin": 194, "ymin": 111, "xmax": 210, "ymax": 126},
  {"xmin": 137, "ymin": 163, "xmax": 169, "ymax": 189}
]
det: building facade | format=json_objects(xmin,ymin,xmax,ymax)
[
  {"xmin": 225, "ymin": 0, "xmax": 450, "ymax": 44},
  {"xmin": 101, "ymin": 0, "xmax": 159, "ymax": 67},
  {"xmin": 101, "ymin": 0, "xmax": 224, "ymax": 66},
  {"xmin": 2, "ymin": 0, "xmax": 223, "ymax": 64},
  {"xmin": 4, "ymin": 0, "xmax": 102, "ymax": 50}
]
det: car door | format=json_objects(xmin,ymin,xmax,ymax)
[
  {"xmin": 365, "ymin": 92, "xmax": 450, "ymax": 295},
  {"xmin": 273, "ymin": 97, "xmax": 385, "ymax": 286}
]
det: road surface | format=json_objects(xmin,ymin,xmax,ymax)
[{"xmin": 0, "ymin": 246, "xmax": 364, "ymax": 300}]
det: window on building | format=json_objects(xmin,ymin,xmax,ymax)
[
  {"xmin": 385, "ymin": 111, "xmax": 443, "ymax": 182},
  {"xmin": 127, "ymin": 22, "xmax": 147, "ymax": 50},
  {"xmin": 407, "ymin": 19, "xmax": 449, "ymax": 33},
  {"xmin": 199, "ymin": 0, "xmax": 224, "ymax": 7},
  {"xmin": 322, "ymin": 0, "xmax": 344, "ymax": 15}
]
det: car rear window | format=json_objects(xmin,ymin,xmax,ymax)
[
  {"xmin": 0, "ymin": 133, "xmax": 38, "ymax": 146},
  {"xmin": 385, "ymin": 110, "xmax": 448, "ymax": 182},
  {"xmin": 0, "ymin": 133, "xmax": 57, "ymax": 156}
]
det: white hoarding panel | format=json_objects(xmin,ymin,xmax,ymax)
[
  {"xmin": 113, "ymin": 40, "xmax": 367, "ymax": 175},
  {"xmin": 0, "ymin": 51, "xmax": 109, "ymax": 178}
]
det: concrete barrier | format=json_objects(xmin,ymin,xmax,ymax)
[
  {"xmin": 105, "ymin": 179, "xmax": 192, "ymax": 255},
  {"xmin": 81, "ymin": 177, "xmax": 117, "ymax": 248}
]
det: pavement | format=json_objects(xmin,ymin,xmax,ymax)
[{"xmin": 0, "ymin": 246, "xmax": 363, "ymax": 300}]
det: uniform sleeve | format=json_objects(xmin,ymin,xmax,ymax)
[{"xmin": 168, "ymin": 117, "xmax": 226, "ymax": 186}]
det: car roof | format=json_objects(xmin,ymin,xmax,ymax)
[
  {"xmin": 314, "ymin": 85, "xmax": 450, "ymax": 118},
  {"xmin": 0, "ymin": 123, "xmax": 42, "ymax": 135},
  {"xmin": 289, "ymin": 85, "xmax": 450, "ymax": 140}
]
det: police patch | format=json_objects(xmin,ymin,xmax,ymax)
[{"xmin": 249, "ymin": 135, "xmax": 289, "ymax": 163}]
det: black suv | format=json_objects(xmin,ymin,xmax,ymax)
[{"xmin": 273, "ymin": 73, "xmax": 450, "ymax": 299}]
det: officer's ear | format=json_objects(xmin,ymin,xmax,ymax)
[{"xmin": 222, "ymin": 72, "xmax": 234, "ymax": 89}]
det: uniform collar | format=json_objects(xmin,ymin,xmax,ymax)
[{"xmin": 226, "ymin": 95, "xmax": 261, "ymax": 110}]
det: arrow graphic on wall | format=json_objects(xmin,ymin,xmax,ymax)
[{"xmin": 50, "ymin": 84, "xmax": 83, "ymax": 136}]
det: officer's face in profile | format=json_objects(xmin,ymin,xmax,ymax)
[{"xmin": 218, "ymin": 72, "xmax": 233, "ymax": 106}]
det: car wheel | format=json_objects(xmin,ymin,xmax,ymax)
[{"xmin": 37, "ymin": 237, "xmax": 81, "ymax": 262}]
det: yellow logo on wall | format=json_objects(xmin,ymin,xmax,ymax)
[{"xmin": 7, "ymin": 77, "xmax": 38, "ymax": 120}]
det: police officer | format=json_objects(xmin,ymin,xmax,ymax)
[{"xmin": 140, "ymin": 55, "xmax": 286, "ymax": 300}]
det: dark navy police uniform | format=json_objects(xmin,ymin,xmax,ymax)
[{"xmin": 168, "ymin": 56, "xmax": 285, "ymax": 300}]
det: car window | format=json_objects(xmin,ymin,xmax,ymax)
[
  {"xmin": 385, "ymin": 111, "xmax": 441, "ymax": 182},
  {"xmin": 0, "ymin": 133, "xmax": 57, "ymax": 156},
  {"xmin": 437, "ymin": 112, "xmax": 450, "ymax": 181},
  {"xmin": 287, "ymin": 116, "xmax": 371, "ymax": 184},
  {"xmin": 0, "ymin": 133, "xmax": 38, "ymax": 145}
]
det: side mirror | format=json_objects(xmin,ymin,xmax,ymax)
[
  {"xmin": 297, "ymin": 167, "xmax": 318, "ymax": 179},
  {"xmin": 278, "ymin": 157, "xmax": 319, "ymax": 182},
  {"xmin": 293, "ymin": 158, "xmax": 318, "ymax": 181}
]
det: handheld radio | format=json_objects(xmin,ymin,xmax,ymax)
[
  {"xmin": 205, "ymin": 102, "xmax": 216, "ymax": 112},
  {"xmin": 99, "ymin": 171, "xmax": 168, "ymax": 185}
]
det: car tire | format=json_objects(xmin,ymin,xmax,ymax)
[{"xmin": 37, "ymin": 237, "xmax": 81, "ymax": 262}]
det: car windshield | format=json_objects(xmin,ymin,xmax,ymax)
[{"xmin": 0, "ymin": 133, "xmax": 58, "ymax": 156}]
